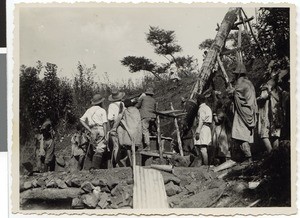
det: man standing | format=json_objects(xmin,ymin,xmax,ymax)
[
  {"xmin": 194, "ymin": 94, "xmax": 212, "ymax": 165},
  {"xmin": 135, "ymin": 87, "xmax": 156, "ymax": 151},
  {"xmin": 39, "ymin": 118, "xmax": 55, "ymax": 172},
  {"xmin": 70, "ymin": 124, "xmax": 89, "ymax": 171},
  {"xmin": 80, "ymin": 94, "xmax": 108, "ymax": 169},
  {"xmin": 113, "ymin": 99, "xmax": 143, "ymax": 166},
  {"xmin": 257, "ymin": 71, "xmax": 283, "ymax": 153},
  {"xmin": 229, "ymin": 64, "xmax": 257, "ymax": 163},
  {"xmin": 107, "ymin": 88, "xmax": 125, "ymax": 167}
]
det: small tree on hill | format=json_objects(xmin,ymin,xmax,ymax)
[{"xmin": 121, "ymin": 26, "xmax": 198, "ymax": 79}]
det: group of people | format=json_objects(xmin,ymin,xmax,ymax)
[
  {"xmin": 73, "ymin": 87, "xmax": 157, "ymax": 170},
  {"xmin": 33, "ymin": 62, "xmax": 289, "ymax": 172},
  {"xmin": 192, "ymin": 63, "xmax": 289, "ymax": 165}
]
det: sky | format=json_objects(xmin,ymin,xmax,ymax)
[{"xmin": 19, "ymin": 5, "xmax": 256, "ymax": 84}]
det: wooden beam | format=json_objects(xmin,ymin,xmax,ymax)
[
  {"xmin": 221, "ymin": 45, "xmax": 250, "ymax": 55},
  {"xmin": 233, "ymin": 16, "xmax": 254, "ymax": 27},
  {"xmin": 149, "ymin": 135, "xmax": 173, "ymax": 141},
  {"xmin": 154, "ymin": 111, "xmax": 186, "ymax": 118},
  {"xmin": 170, "ymin": 102, "xmax": 184, "ymax": 156},
  {"xmin": 156, "ymin": 103, "xmax": 163, "ymax": 161},
  {"xmin": 21, "ymin": 188, "xmax": 84, "ymax": 200},
  {"xmin": 217, "ymin": 55, "xmax": 232, "ymax": 88},
  {"xmin": 182, "ymin": 7, "xmax": 240, "ymax": 133},
  {"xmin": 241, "ymin": 8, "xmax": 266, "ymax": 61}
]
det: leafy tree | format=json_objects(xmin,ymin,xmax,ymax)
[
  {"xmin": 172, "ymin": 55, "xmax": 199, "ymax": 75},
  {"xmin": 146, "ymin": 26, "xmax": 182, "ymax": 63},
  {"xmin": 255, "ymin": 7, "xmax": 290, "ymax": 70},
  {"xmin": 120, "ymin": 56, "xmax": 161, "ymax": 79},
  {"xmin": 198, "ymin": 38, "xmax": 214, "ymax": 50},
  {"xmin": 122, "ymin": 26, "xmax": 198, "ymax": 78},
  {"xmin": 41, "ymin": 63, "xmax": 60, "ymax": 125},
  {"xmin": 19, "ymin": 65, "xmax": 43, "ymax": 143}
]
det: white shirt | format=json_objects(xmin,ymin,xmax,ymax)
[
  {"xmin": 194, "ymin": 103, "xmax": 212, "ymax": 145},
  {"xmin": 108, "ymin": 102, "xmax": 125, "ymax": 121},
  {"xmin": 198, "ymin": 103, "xmax": 212, "ymax": 124},
  {"xmin": 80, "ymin": 106, "xmax": 107, "ymax": 127}
]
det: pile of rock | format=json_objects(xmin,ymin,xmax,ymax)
[
  {"xmin": 20, "ymin": 165, "xmax": 259, "ymax": 209},
  {"xmin": 20, "ymin": 168, "xmax": 133, "ymax": 209}
]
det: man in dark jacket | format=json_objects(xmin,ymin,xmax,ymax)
[{"xmin": 135, "ymin": 87, "xmax": 156, "ymax": 150}]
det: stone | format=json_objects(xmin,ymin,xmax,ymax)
[
  {"xmin": 93, "ymin": 187, "xmax": 101, "ymax": 199},
  {"xmin": 91, "ymin": 178, "xmax": 100, "ymax": 187},
  {"xmin": 56, "ymin": 179, "xmax": 68, "ymax": 189},
  {"xmin": 71, "ymin": 178, "xmax": 82, "ymax": 188},
  {"xmin": 161, "ymin": 173, "xmax": 181, "ymax": 185},
  {"xmin": 111, "ymin": 185, "xmax": 123, "ymax": 197},
  {"xmin": 110, "ymin": 196, "xmax": 123, "ymax": 206},
  {"xmin": 233, "ymin": 182, "xmax": 248, "ymax": 193},
  {"xmin": 23, "ymin": 181, "xmax": 32, "ymax": 190},
  {"xmin": 101, "ymin": 185, "xmax": 111, "ymax": 193},
  {"xmin": 31, "ymin": 179, "xmax": 38, "ymax": 188},
  {"xmin": 109, "ymin": 203, "xmax": 119, "ymax": 209},
  {"xmin": 36, "ymin": 178, "xmax": 46, "ymax": 188},
  {"xmin": 81, "ymin": 181, "xmax": 94, "ymax": 193},
  {"xmin": 71, "ymin": 197, "xmax": 84, "ymax": 209},
  {"xmin": 56, "ymin": 156, "xmax": 66, "ymax": 167},
  {"xmin": 185, "ymin": 182, "xmax": 199, "ymax": 194},
  {"xmin": 98, "ymin": 192, "xmax": 109, "ymax": 209},
  {"xmin": 65, "ymin": 178, "xmax": 73, "ymax": 187},
  {"xmin": 46, "ymin": 179, "xmax": 57, "ymax": 188},
  {"xmin": 99, "ymin": 178, "xmax": 108, "ymax": 187},
  {"xmin": 126, "ymin": 179, "xmax": 134, "ymax": 185},
  {"xmin": 165, "ymin": 181, "xmax": 181, "ymax": 197},
  {"xmin": 107, "ymin": 180, "xmax": 118, "ymax": 190},
  {"xmin": 82, "ymin": 193, "xmax": 99, "ymax": 209}
]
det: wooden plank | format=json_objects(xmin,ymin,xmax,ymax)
[
  {"xmin": 149, "ymin": 135, "xmax": 173, "ymax": 141},
  {"xmin": 154, "ymin": 111, "xmax": 186, "ymax": 118},
  {"xmin": 156, "ymin": 103, "xmax": 163, "ymax": 160},
  {"xmin": 170, "ymin": 102, "xmax": 184, "ymax": 156},
  {"xmin": 155, "ymin": 109, "xmax": 183, "ymax": 114},
  {"xmin": 217, "ymin": 54, "xmax": 232, "ymax": 88},
  {"xmin": 140, "ymin": 150, "xmax": 173, "ymax": 158},
  {"xmin": 21, "ymin": 188, "xmax": 84, "ymax": 200},
  {"xmin": 232, "ymin": 16, "xmax": 254, "ymax": 27}
]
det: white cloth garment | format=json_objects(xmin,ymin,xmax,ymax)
[
  {"xmin": 108, "ymin": 102, "xmax": 125, "ymax": 122},
  {"xmin": 194, "ymin": 103, "xmax": 212, "ymax": 145},
  {"xmin": 80, "ymin": 106, "xmax": 107, "ymax": 127}
]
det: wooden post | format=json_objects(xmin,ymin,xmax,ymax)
[
  {"xmin": 182, "ymin": 7, "xmax": 240, "ymax": 133},
  {"xmin": 156, "ymin": 103, "xmax": 163, "ymax": 161},
  {"xmin": 170, "ymin": 102, "xmax": 184, "ymax": 156},
  {"xmin": 217, "ymin": 55, "xmax": 232, "ymax": 88}
]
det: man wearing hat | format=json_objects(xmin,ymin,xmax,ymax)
[
  {"xmin": 228, "ymin": 63, "xmax": 257, "ymax": 163},
  {"xmin": 80, "ymin": 94, "xmax": 108, "ymax": 169},
  {"xmin": 257, "ymin": 69, "xmax": 284, "ymax": 153},
  {"xmin": 108, "ymin": 88, "xmax": 126, "ymax": 127},
  {"xmin": 135, "ymin": 87, "xmax": 156, "ymax": 150},
  {"xmin": 194, "ymin": 94, "xmax": 212, "ymax": 165},
  {"xmin": 107, "ymin": 88, "xmax": 125, "ymax": 167}
]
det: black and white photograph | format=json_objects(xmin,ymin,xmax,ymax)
[{"xmin": 13, "ymin": 3, "xmax": 296, "ymax": 214}]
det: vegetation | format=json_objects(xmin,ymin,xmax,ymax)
[
  {"xmin": 19, "ymin": 8, "xmax": 290, "ymax": 146},
  {"xmin": 121, "ymin": 26, "xmax": 199, "ymax": 79}
]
